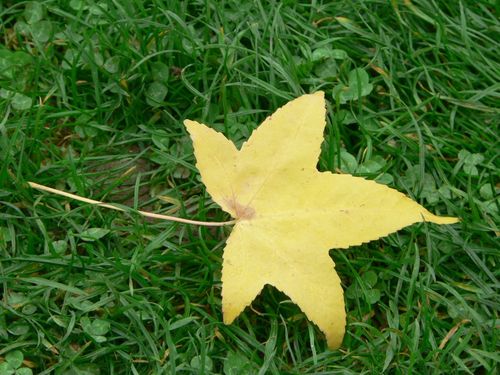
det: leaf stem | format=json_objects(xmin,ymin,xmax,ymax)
[{"xmin": 28, "ymin": 182, "xmax": 236, "ymax": 227}]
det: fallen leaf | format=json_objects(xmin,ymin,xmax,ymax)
[{"xmin": 184, "ymin": 91, "xmax": 458, "ymax": 349}]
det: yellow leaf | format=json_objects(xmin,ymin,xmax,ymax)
[{"xmin": 184, "ymin": 91, "xmax": 458, "ymax": 349}]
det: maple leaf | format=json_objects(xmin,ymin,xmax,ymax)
[{"xmin": 184, "ymin": 92, "xmax": 458, "ymax": 349}]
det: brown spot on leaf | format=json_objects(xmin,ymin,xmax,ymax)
[{"xmin": 225, "ymin": 197, "xmax": 255, "ymax": 220}]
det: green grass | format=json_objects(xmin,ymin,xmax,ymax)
[{"xmin": 0, "ymin": 0, "xmax": 498, "ymax": 373}]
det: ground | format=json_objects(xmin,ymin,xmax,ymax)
[{"xmin": 0, "ymin": 1, "xmax": 498, "ymax": 374}]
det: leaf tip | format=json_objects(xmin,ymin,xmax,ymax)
[
  {"xmin": 326, "ymin": 334, "xmax": 343, "ymax": 350},
  {"xmin": 423, "ymin": 212, "xmax": 460, "ymax": 225},
  {"xmin": 222, "ymin": 305, "xmax": 239, "ymax": 325},
  {"xmin": 183, "ymin": 119, "xmax": 196, "ymax": 131}
]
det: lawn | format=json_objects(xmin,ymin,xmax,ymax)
[{"xmin": 0, "ymin": 1, "xmax": 498, "ymax": 374}]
